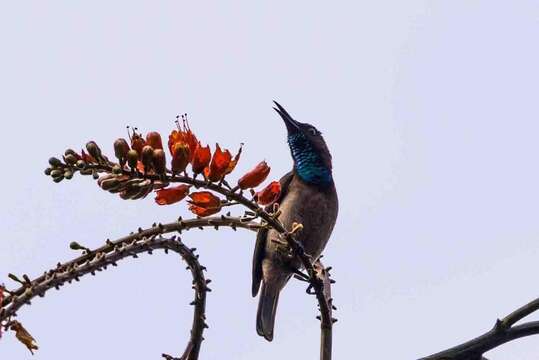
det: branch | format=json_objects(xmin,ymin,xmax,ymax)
[
  {"xmin": 420, "ymin": 298, "xmax": 539, "ymax": 360},
  {"xmin": 0, "ymin": 216, "xmax": 258, "ymax": 359}
]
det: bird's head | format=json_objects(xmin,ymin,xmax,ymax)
[{"xmin": 273, "ymin": 101, "xmax": 333, "ymax": 187}]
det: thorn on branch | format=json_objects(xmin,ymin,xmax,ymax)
[
  {"xmin": 69, "ymin": 241, "xmax": 91, "ymax": 253},
  {"xmin": 8, "ymin": 274, "xmax": 28, "ymax": 287},
  {"xmin": 494, "ymin": 319, "xmax": 507, "ymax": 333}
]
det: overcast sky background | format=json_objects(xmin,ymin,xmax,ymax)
[{"xmin": 1, "ymin": 1, "xmax": 539, "ymax": 359}]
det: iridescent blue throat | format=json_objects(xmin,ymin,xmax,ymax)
[{"xmin": 288, "ymin": 133, "xmax": 333, "ymax": 186}]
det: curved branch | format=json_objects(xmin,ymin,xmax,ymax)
[
  {"xmin": 420, "ymin": 297, "xmax": 539, "ymax": 360},
  {"xmin": 0, "ymin": 216, "xmax": 258, "ymax": 359}
]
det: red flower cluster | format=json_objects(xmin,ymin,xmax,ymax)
[{"xmin": 93, "ymin": 116, "xmax": 281, "ymax": 217}]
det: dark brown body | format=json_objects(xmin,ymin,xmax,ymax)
[{"xmin": 252, "ymin": 170, "xmax": 338, "ymax": 341}]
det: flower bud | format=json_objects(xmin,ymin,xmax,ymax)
[
  {"xmin": 80, "ymin": 168, "xmax": 93, "ymax": 175},
  {"xmin": 44, "ymin": 168, "xmax": 52, "ymax": 176},
  {"xmin": 64, "ymin": 149, "xmax": 78, "ymax": 157},
  {"xmin": 86, "ymin": 141, "xmax": 102, "ymax": 160},
  {"xmin": 76, "ymin": 160, "xmax": 86, "ymax": 169},
  {"xmin": 50, "ymin": 169, "xmax": 63, "ymax": 178},
  {"xmin": 153, "ymin": 149, "xmax": 167, "ymax": 174},
  {"xmin": 49, "ymin": 157, "xmax": 62, "ymax": 167},
  {"xmin": 141, "ymin": 145, "xmax": 155, "ymax": 172},
  {"xmin": 238, "ymin": 161, "xmax": 271, "ymax": 189},
  {"xmin": 113, "ymin": 138, "xmax": 130, "ymax": 161},
  {"xmin": 171, "ymin": 142, "xmax": 190, "ymax": 174},
  {"xmin": 64, "ymin": 154, "xmax": 78, "ymax": 165},
  {"xmin": 146, "ymin": 132, "xmax": 163, "ymax": 150},
  {"xmin": 112, "ymin": 164, "xmax": 123, "ymax": 174},
  {"xmin": 64, "ymin": 170, "xmax": 73, "ymax": 180},
  {"xmin": 127, "ymin": 149, "xmax": 139, "ymax": 169},
  {"xmin": 100, "ymin": 177, "xmax": 121, "ymax": 191}
]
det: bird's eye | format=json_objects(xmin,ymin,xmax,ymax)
[{"xmin": 308, "ymin": 128, "xmax": 317, "ymax": 136}]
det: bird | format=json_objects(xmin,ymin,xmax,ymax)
[{"xmin": 252, "ymin": 101, "xmax": 339, "ymax": 341}]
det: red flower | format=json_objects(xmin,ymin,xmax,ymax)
[
  {"xmin": 188, "ymin": 191, "xmax": 221, "ymax": 208},
  {"xmin": 168, "ymin": 117, "xmax": 198, "ymax": 162},
  {"xmin": 191, "ymin": 142, "xmax": 211, "ymax": 175},
  {"xmin": 188, "ymin": 205, "xmax": 221, "ymax": 217},
  {"xmin": 171, "ymin": 142, "xmax": 190, "ymax": 174},
  {"xmin": 136, "ymin": 161, "xmax": 145, "ymax": 173},
  {"xmin": 129, "ymin": 129, "xmax": 146, "ymax": 155},
  {"xmin": 146, "ymin": 131, "xmax": 163, "ymax": 150},
  {"xmin": 255, "ymin": 181, "xmax": 281, "ymax": 205},
  {"xmin": 238, "ymin": 161, "xmax": 271, "ymax": 189},
  {"xmin": 225, "ymin": 144, "xmax": 243, "ymax": 175},
  {"xmin": 206, "ymin": 144, "xmax": 232, "ymax": 182},
  {"xmin": 155, "ymin": 185, "xmax": 191, "ymax": 205},
  {"xmin": 188, "ymin": 191, "xmax": 222, "ymax": 217}
]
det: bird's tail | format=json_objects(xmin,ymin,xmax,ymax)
[{"xmin": 256, "ymin": 281, "xmax": 280, "ymax": 342}]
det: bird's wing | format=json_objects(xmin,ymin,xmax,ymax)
[{"xmin": 252, "ymin": 171, "xmax": 294, "ymax": 297}]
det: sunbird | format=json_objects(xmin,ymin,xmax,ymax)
[{"xmin": 252, "ymin": 101, "xmax": 339, "ymax": 341}]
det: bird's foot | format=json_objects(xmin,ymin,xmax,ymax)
[{"xmin": 291, "ymin": 267, "xmax": 310, "ymax": 282}]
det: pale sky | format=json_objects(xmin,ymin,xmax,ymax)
[{"xmin": 1, "ymin": 1, "xmax": 539, "ymax": 359}]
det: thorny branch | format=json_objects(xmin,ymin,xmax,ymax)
[
  {"xmin": 0, "ymin": 217, "xmax": 259, "ymax": 359},
  {"xmin": 420, "ymin": 297, "xmax": 539, "ymax": 360},
  {"xmin": 0, "ymin": 210, "xmax": 334, "ymax": 359}
]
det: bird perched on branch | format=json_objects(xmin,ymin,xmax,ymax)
[{"xmin": 252, "ymin": 101, "xmax": 338, "ymax": 341}]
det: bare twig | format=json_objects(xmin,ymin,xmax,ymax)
[
  {"xmin": 420, "ymin": 297, "xmax": 539, "ymax": 360},
  {"xmin": 2, "ymin": 235, "xmax": 207, "ymax": 360}
]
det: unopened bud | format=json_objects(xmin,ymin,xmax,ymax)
[
  {"xmin": 127, "ymin": 149, "xmax": 139, "ymax": 169},
  {"xmin": 112, "ymin": 164, "xmax": 123, "ymax": 174},
  {"xmin": 50, "ymin": 169, "xmax": 63, "ymax": 178},
  {"xmin": 64, "ymin": 149, "xmax": 78, "ymax": 157},
  {"xmin": 86, "ymin": 141, "xmax": 102, "ymax": 160},
  {"xmin": 48, "ymin": 157, "xmax": 62, "ymax": 167},
  {"xmin": 64, "ymin": 170, "xmax": 73, "ymax": 180},
  {"xmin": 44, "ymin": 168, "xmax": 52, "ymax": 176},
  {"xmin": 146, "ymin": 131, "xmax": 163, "ymax": 150},
  {"xmin": 114, "ymin": 138, "xmax": 130, "ymax": 161},
  {"xmin": 76, "ymin": 160, "xmax": 86, "ymax": 169},
  {"xmin": 141, "ymin": 145, "xmax": 154, "ymax": 171},
  {"xmin": 153, "ymin": 149, "xmax": 166, "ymax": 174},
  {"xmin": 64, "ymin": 154, "xmax": 78, "ymax": 165}
]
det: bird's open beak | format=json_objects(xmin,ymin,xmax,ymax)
[{"xmin": 273, "ymin": 101, "xmax": 301, "ymax": 134}]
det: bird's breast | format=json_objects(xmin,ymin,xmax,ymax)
[{"xmin": 265, "ymin": 179, "xmax": 338, "ymax": 264}]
